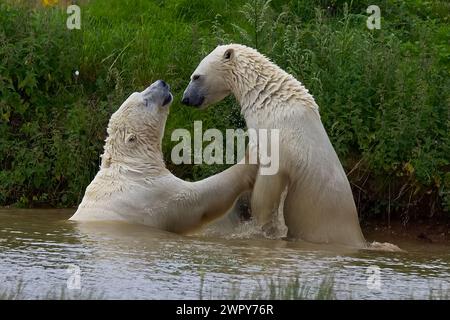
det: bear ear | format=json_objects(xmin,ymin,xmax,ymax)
[{"xmin": 223, "ymin": 48, "xmax": 234, "ymax": 61}]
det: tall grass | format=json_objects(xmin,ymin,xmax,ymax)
[
  {"xmin": 0, "ymin": 0, "xmax": 449, "ymax": 221},
  {"xmin": 198, "ymin": 274, "xmax": 337, "ymax": 300},
  {"xmin": 0, "ymin": 281, "xmax": 104, "ymax": 300},
  {"xmin": 1, "ymin": 274, "xmax": 449, "ymax": 300}
]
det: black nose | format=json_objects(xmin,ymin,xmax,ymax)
[{"xmin": 181, "ymin": 97, "xmax": 189, "ymax": 105}]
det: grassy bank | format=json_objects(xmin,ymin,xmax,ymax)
[{"xmin": 0, "ymin": 0, "xmax": 449, "ymax": 222}]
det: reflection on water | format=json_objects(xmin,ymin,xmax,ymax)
[{"xmin": 0, "ymin": 209, "xmax": 449, "ymax": 299}]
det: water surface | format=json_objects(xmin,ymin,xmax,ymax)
[{"xmin": 0, "ymin": 209, "xmax": 448, "ymax": 299}]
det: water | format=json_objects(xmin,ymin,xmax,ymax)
[{"xmin": 0, "ymin": 208, "xmax": 449, "ymax": 299}]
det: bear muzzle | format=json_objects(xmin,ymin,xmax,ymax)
[{"xmin": 181, "ymin": 91, "xmax": 205, "ymax": 107}]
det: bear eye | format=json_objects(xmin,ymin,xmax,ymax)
[
  {"xmin": 126, "ymin": 134, "xmax": 137, "ymax": 144},
  {"xmin": 192, "ymin": 75, "xmax": 200, "ymax": 81}
]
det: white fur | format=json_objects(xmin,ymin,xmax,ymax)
[
  {"xmin": 186, "ymin": 44, "xmax": 367, "ymax": 247},
  {"xmin": 70, "ymin": 90, "xmax": 257, "ymax": 234}
]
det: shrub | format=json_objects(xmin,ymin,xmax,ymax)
[{"xmin": 0, "ymin": 0, "xmax": 448, "ymax": 220}]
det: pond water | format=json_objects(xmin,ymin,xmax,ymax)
[{"xmin": 0, "ymin": 208, "xmax": 449, "ymax": 299}]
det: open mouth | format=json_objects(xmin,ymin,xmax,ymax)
[{"xmin": 162, "ymin": 93, "xmax": 173, "ymax": 107}]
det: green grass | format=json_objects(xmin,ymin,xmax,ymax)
[
  {"xmin": 3, "ymin": 273, "xmax": 448, "ymax": 300},
  {"xmin": 0, "ymin": 281, "xmax": 104, "ymax": 300},
  {"xmin": 0, "ymin": 275, "xmax": 336, "ymax": 300},
  {"xmin": 0, "ymin": 0, "xmax": 449, "ymax": 221},
  {"xmin": 199, "ymin": 274, "xmax": 337, "ymax": 300}
]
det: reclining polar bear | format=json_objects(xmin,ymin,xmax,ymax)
[{"xmin": 70, "ymin": 80, "xmax": 257, "ymax": 234}]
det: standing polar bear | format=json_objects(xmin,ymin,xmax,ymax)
[
  {"xmin": 70, "ymin": 80, "xmax": 257, "ymax": 233},
  {"xmin": 182, "ymin": 44, "xmax": 367, "ymax": 247}
]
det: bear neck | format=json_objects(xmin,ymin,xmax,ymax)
[
  {"xmin": 228, "ymin": 52, "xmax": 320, "ymax": 119},
  {"xmin": 101, "ymin": 142, "xmax": 168, "ymax": 177}
]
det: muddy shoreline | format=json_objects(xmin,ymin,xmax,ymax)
[{"xmin": 363, "ymin": 218, "xmax": 450, "ymax": 245}]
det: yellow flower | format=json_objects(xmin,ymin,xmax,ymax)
[
  {"xmin": 42, "ymin": 0, "xmax": 59, "ymax": 6},
  {"xmin": 404, "ymin": 162, "xmax": 415, "ymax": 175}
]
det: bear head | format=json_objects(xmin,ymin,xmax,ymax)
[
  {"xmin": 181, "ymin": 44, "xmax": 242, "ymax": 109},
  {"xmin": 101, "ymin": 80, "xmax": 173, "ymax": 168}
]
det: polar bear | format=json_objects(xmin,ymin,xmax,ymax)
[
  {"xmin": 181, "ymin": 44, "xmax": 367, "ymax": 247},
  {"xmin": 70, "ymin": 80, "xmax": 257, "ymax": 234}
]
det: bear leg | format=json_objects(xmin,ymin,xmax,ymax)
[{"xmin": 251, "ymin": 172, "xmax": 287, "ymax": 236}]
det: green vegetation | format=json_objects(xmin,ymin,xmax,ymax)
[
  {"xmin": 199, "ymin": 273, "xmax": 337, "ymax": 299},
  {"xmin": 0, "ymin": 282, "xmax": 104, "ymax": 300},
  {"xmin": 0, "ymin": 0, "xmax": 449, "ymax": 222},
  {"xmin": 2, "ymin": 274, "xmax": 448, "ymax": 300}
]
